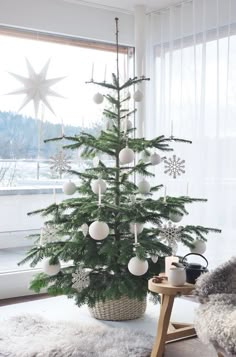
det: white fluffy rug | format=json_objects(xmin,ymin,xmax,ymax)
[{"xmin": 0, "ymin": 314, "xmax": 153, "ymax": 357}]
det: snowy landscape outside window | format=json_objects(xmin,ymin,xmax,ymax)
[{"xmin": 0, "ymin": 27, "xmax": 133, "ymax": 296}]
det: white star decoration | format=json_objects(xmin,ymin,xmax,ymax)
[{"xmin": 7, "ymin": 58, "xmax": 65, "ymax": 117}]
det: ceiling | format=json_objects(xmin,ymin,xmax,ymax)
[{"xmin": 64, "ymin": 0, "xmax": 183, "ymax": 14}]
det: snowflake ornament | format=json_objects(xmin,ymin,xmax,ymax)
[
  {"xmin": 159, "ymin": 221, "xmax": 182, "ymax": 249},
  {"xmin": 50, "ymin": 150, "xmax": 71, "ymax": 178},
  {"xmin": 40, "ymin": 224, "xmax": 59, "ymax": 245},
  {"xmin": 164, "ymin": 155, "xmax": 185, "ymax": 179},
  {"xmin": 72, "ymin": 268, "xmax": 90, "ymax": 293}
]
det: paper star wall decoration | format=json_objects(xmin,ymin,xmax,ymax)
[{"xmin": 7, "ymin": 58, "xmax": 65, "ymax": 117}]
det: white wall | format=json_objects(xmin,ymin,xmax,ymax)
[{"xmin": 0, "ymin": 0, "xmax": 134, "ymax": 45}]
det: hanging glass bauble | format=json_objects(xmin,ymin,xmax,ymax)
[
  {"xmin": 190, "ymin": 240, "xmax": 207, "ymax": 255},
  {"xmin": 169, "ymin": 212, "xmax": 183, "ymax": 223}
]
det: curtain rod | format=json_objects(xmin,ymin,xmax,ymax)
[{"xmin": 147, "ymin": 0, "xmax": 193, "ymax": 15}]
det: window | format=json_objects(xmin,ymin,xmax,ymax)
[{"xmin": 0, "ymin": 27, "xmax": 134, "ymax": 298}]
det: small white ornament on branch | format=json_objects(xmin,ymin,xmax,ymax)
[
  {"xmin": 91, "ymin": 178, "xmax": 107, "ymax": 195},
  {"xmin": 133, "ymin": 89, "xmax": 143, "ymax": 102},
  {"xmin": 93, "ymin": 92, "xmax": 104, "ymax": 104},
  {"xmin": 63, "ymin": 181, "xmax": 77, "ymax": 195},
  {"xmin": 42, "ymin": 258, "xmax": 61, "ymax": 276},
  {"xmin": 119, "ymin": 146, "xmax": 135, "ymax": 165},
  {"xmin": 138, "ymin": 179, "xmax": 151, "ymax": 194},
  {"xmin": 150, "ymin": 153, "xmax": 161, "ymax": 165},
  {"xmin": 190, "ymin": 240, "xmax": 207, "ymax": 255},
  {"xmin": 169, "ymin": 212, "xmax": 183, "ymax": 223},
  {"xmin": 128, "ymin": 256, "xmax": 148, "ymax": 276},
  {"xmin": 80, "ymin": 223, "xmax": 89, "ymax": 237},
  {"xmin": 89, "ymin": 221, "xmax": 109, "ymax": 240},
  {"xmin": 129, "ymin": 222, "xmax": 143, "ymax": 235}
]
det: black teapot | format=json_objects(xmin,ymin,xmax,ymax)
[{"xmin": 182, "ymin": 253, "xmax": 208, "ymax": 284}]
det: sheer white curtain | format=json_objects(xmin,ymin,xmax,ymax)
[{"xmin": 146, "ymin": 0, "xmax": 236, "ymax": 267}]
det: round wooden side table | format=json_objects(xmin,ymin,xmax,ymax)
[{"xmin": 148, "ymin": 278, "xmax": 196, "ymax": 357}]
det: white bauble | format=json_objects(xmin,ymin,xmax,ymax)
[
  {"xmin": 151, "ymin": 255, "xmax": 159, "ymax": 263},
  {"xmin": 91, "ymin": 178, "xmax": 107, "ymax": 194},
  {"xmin": 93, "ymin": 92, "xmax": 104, "ymax": 104},
  {"xmin": 63, "ymin": 181, "xmax": 76, "ymax": 195},
  {"xmin": 150, "ymin": 153, "xmax": 161, "ymax": 165},
  {"xmin": 133, "ymin": 89, "xmax": 143, "ymax": 102},
  {"xmin": 128, "ymin": 256, "xmax": 149, "ymax": 276},
  {"xmin": 42, "ymin": 258, "xmax": 61, "ymax": 276},
  {"xmin": 138, "ymin": 179, "xmax": 151, "ymax": 194},
  {"xmin": 119, "ymin": 147, "xmax": 135, "ymax": 165},
  {"xmin": 81, "ymin": 223, "xmax": 89, "ymax": 237},
  {"xmin": 169, "ymin": 212, "xmax": 183, "ymax": 223},
  {"xmin": 93, "ymin": 156, "xmax": 100, "ymax": 167},
  {"xmin": 129, "ymin": 222, "xmax": 144, "ymax": 235},
  {"xmin": 141, "ymin": 151, "xmax": 150, "ymax": 163},
  {"xmin": 121, "ymin": 119, "xmax": 133, "ymax": 131},
  {"xmin": 190, "ymin": 240, "xmax": 207, "ymax": 255},
  {"xmin": 89, "ymin": 221, "xmax": 109, "ymax": 240}
]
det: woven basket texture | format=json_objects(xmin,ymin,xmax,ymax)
[{"xmin": 89, "ymin": 295, "xmax": 147, "ymax": 321}]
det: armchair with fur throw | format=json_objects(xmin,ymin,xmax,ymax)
[{"xmin": 194, "ymin": 257, "xmax": 236, "ymax": 357}]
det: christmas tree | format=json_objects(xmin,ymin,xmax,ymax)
[{"xmin": 19, "ymin": 18, "xmax": 220, "ymax": 311}]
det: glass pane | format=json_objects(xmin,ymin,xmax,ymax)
[{"xmin": 0, "ymin": 29, "xmax": 133, "ymax": 274}]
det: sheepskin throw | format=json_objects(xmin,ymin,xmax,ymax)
[
  {"xmin": 194, "ymin": 257, "xmax": 236, "ymax": 356},
  {"xmin": 0, "ymin": 314, "xmax": 152, "ymax": 357}
]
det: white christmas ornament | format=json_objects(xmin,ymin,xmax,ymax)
[
  {"xmin": 151, "ymin": 255, "xmax": 159, "ymax": 263},
  {"xmin": 89, "ymin": 221, "xmax": 109, "ymax": 240},
  {"xmin": 190, "ymin": 240, "xmax": 207, "ymax": 255},
  {"xmin": 119, "ymin": 147, "xmax": 135, "ymax": 165},
  {"xmin": 150, "ymin": 153, "xmax": 161, "ymax": 165},
  {"xmin": 138, "ymin": 179, "xmax": 151, "ymax": 194},
  {"xmin": 63, "ymin": 181, "xmax": 76, "ymax": 195},
  {"xmin": 91, "ymin": 178, "xmax": 107, "ymax": 194},
  {"xmin": 7, "ymin": 58, "xmax": 65, "ymax": 117},
  {"xmin": 93, "ymin": 92, "xmax": 104, "ymax": 104},
  {"xmin": 128, "ymin": 256, "xmax": 148, "ymax": 276},
  {"xmin": 169, "ymin": 212, "xmax": 183, "ymax": 223},
  {"xmin": 81, "ymin": 223, "xmax": 89, "ymax": 237},
  {"xmin": 42, "ymin": 258, "xmax": 61, "ymax": 276},
  {"xmin": 121, "ymin": 118, "xmax": 132, "ymax": 131},
  {"xmin": 129, "ymin": 222, "xmax": 144, "ymax": 235},
  {"xmin": 141, "ymin": 151, "xmax": 150, "ymax": 163},
  {"xmin": 133, "ymin": 89, "xmax": 143, "ymax": 102}
]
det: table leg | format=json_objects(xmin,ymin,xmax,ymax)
[{"xmin": 151, "ymin": 294, "xmax": 175, "ymax": 357}]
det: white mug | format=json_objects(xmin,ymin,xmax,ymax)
[{"xmin": 168, "ymin": 267, "xmax": 186, "ymax": 286}]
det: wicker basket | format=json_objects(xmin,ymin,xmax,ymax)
[{"xmin": 88, "ymin": 295, "xmax": 147, "ymax": 321}]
